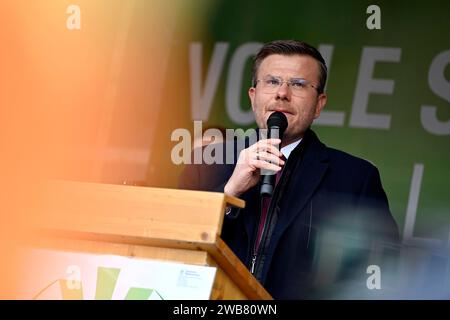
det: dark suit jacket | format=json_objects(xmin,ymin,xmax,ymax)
[{"xmin": 179, "ymin": 129, "xmax": 399, "ymax": 299}]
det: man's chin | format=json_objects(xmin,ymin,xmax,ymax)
[{"xmin": 283, "ymin": 128, "xmax": 307, "ymax": 142}]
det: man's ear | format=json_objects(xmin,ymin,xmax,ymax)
[
  {"xmin": 248, "ymin": 87, "xmax": 256, "ymax": 112},
  {"xmin": 314, "ymin": 93, "xmax": 327, "ymax": 119}
]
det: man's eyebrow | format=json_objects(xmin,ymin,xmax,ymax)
[{"xmin": 265, "ymin": 74, "xmax": 307, "ymax": 79}]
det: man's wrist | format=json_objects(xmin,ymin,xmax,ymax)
[
  {"xmin": 224, "ymin": 182, "xmax": 233, "ymax": 196},
  {"xmin": 224, "ymin": 182, "xmax": 240, "ymax": 197}
]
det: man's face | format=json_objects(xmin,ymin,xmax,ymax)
[{"xmin": 248, "ymin": 54, "xmax": 327, "ymax": 144}]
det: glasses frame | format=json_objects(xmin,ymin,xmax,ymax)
[{"xmin": 255, "ymin": 75, "xmax": 320, "ymax": 96}]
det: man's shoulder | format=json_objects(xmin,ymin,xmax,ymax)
[
  {"xmin": 325, "ymin": 145, "xmax": 378, "ymax": 173},
  {"xmin": 307, "ymin": 130, "xmax": 376, "ymax": 171}
]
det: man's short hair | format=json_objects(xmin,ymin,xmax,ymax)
[{"xmin": 251, "ymin": 40, "xmax": 327, "ymax": 94}]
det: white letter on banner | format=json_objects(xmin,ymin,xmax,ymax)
[
  {"xmin": 350, "ymin": 47, "xmax": 401, "ymax": 129},
  {"xmin": 226, "ymin": 43, "xmax": 262, "ymax": 125},
  {"xmin": 421, "ymin": 50, "xmax": 450, "ymax": 135},
  {"xmin": 315, "ymin": 44, "xmax": 346, "ymax": 127},
  {"xmin": 190, "ymin": 42, "xmax": 229, "ymax": 121}
]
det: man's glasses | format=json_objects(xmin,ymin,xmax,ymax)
[{"xmin": 256, "ymin": 76, "xmax": 319, "ymax": 96}]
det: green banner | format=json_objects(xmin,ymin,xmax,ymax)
[{"xmin": 154, "ymin": 0, "xmax": 450, "ymax": 243}]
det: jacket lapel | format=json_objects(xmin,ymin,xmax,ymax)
[{"xmin": 276, "ymin": 130, "xmax": 330, "ymax": 239}]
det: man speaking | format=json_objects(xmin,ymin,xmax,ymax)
[{"xmin": 180, "ymin": 40, "xmax": 399, "ymax": 299}]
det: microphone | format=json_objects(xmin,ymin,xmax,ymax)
[{"xmin": 260, "ymin": 111, "xmax": 288, "ymax": 197}]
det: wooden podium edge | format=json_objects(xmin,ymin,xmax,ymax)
[{"xmin": 206, "ymin": 236, "xmax": 272, "ymax": 300}]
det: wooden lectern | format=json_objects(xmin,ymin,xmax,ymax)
[{"xmin": 29, "ymin": 180, "xmax": 272, "ymax": 300}]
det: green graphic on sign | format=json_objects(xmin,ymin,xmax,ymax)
[
  {"xmin": 34, "ymin": 266, "xmax": 163, "ymax": 300},
  {"xmin": 95, "ymin": 267, "xmax": 121, "ymax": 300}
]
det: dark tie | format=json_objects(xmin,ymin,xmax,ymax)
[{"xmin": 255, "ymin": 155, "xmax": 286, "ymax": 254}]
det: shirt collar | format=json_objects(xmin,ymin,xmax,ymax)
[{"xmin": 281, "ymin": 138, "xmax": 302, "ymax": 159}]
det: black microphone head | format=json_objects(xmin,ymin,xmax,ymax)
[{"xmin": 267, "ymin": 111, "xmax": 288, "ymax": 137}]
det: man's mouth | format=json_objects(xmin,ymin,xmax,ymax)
[{"xmin": 270, "ymin": 108, "xmax": 294, "ymax": 115}]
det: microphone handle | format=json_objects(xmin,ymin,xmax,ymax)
[
  {"xmin": 260, "ymin": 126, "xmax": 281, "ymax": 197},
  {"xmin": 261, "ymin": 174, "xmax": 276, "ymax": 197}
]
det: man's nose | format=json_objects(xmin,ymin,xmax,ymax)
[{"xmin": 276, "ymin": 82, "xmax": 290, "ymax": 100}]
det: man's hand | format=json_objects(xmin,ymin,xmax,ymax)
[{"xmin": 224, "ymin": 138, "xmax": 285, "ymax": 197}]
